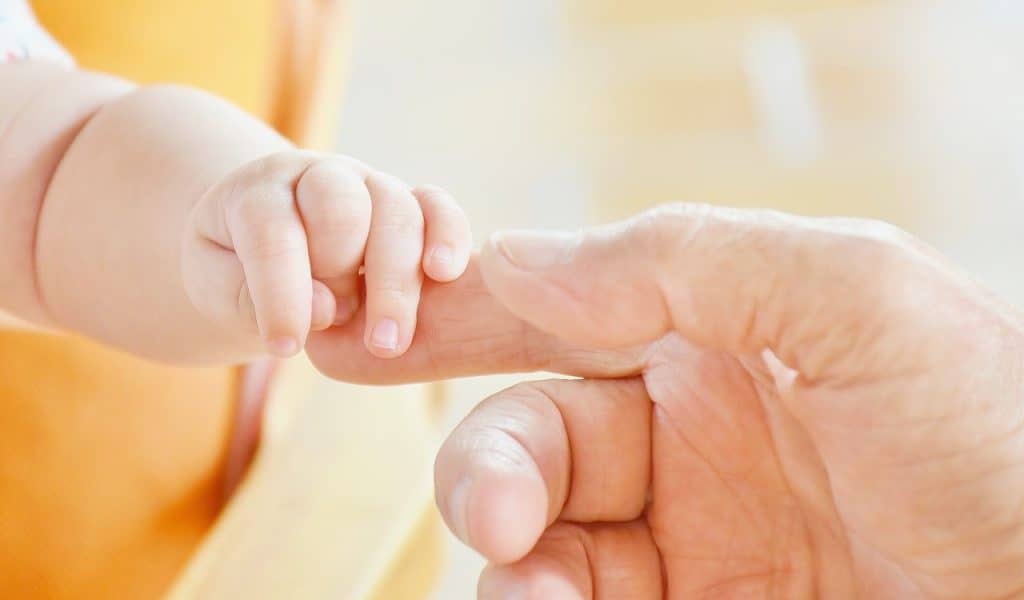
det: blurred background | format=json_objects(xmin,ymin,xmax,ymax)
[{"xmin": 333, "ymin": 0, "xmax": 1024, "ymax": 596}]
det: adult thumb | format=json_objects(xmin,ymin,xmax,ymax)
[{"xmin": 479, "ymin": 203, "xmax": 931, "ymax": 379}]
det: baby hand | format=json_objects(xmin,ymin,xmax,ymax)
[{"xmin": 182, "ymin": 151, "xmax": 471, "ymax": 358}]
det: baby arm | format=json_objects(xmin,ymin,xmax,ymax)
[{"xmin": 0, "ymin": 62, "xmax": 471, "ymax": 364}]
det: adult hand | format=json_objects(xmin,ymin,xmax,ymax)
[{"xmin": 308, "ymin": 204, "xmax": 1024, "ymax": 598}]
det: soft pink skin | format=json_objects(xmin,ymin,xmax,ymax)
[
  {"xmin": 308, "ymin": 204, "xmax": 1024, "ymax": 599},
  {"xmin": 183, "ymin": 153, "xmax": 470, "ymax": 359},
  {"xmin": 7, "ymin": 55, "xmax": 1024, "ymax": 598},
  {"xmin": 0, "ymin": 62, "xmax": 471, "ymax": 363}
]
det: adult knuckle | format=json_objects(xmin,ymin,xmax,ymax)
[
  {"xmin": 624, "ymin": 201, "xmax": 720, "ymax": 267},
  {"xmin": 843, "ymin": 220, "xmax": 920, "ymax": 275},
  {"xmin": 829, "ymin": 219, "xmax": 931, "ymax": 316}
]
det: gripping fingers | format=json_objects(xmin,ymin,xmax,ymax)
[
  {"xmin": 185, "ymin": 153, "xmax": 321, "ymax": 357},
  {"xmin": 296, "ymin": 160, "xmax": 373, "ymax": 327},
  {"xmin": 227, "ymin": 183, "xmax": 315, "ymax": 355},
  {"xmin": 413, "ymin": 184, "xmax": 472, "ymax": 282},
  {"xmin": 363, "ymin": 173, "xmax": 425, "ymax": 358}
]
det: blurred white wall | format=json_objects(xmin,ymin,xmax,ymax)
[{"xmin": 338, "ymin": 0, "xmax": 590, "ymax": 238}]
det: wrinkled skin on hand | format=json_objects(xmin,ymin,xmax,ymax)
[{"xmin": 308, "ymin": 204, "xmax": 1024, "ymax": 599}]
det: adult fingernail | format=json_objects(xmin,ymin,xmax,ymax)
[
  {"xmin": 267, "ymin": 336, "xmax": 298, "ymax": 357},
  {"xmin": 370, "ymin": 318, "xmax": 399, "ymax": 351},
  {"xmin": 334, "ymin": 296, "xmax": 359, "ymax": 325},
  {"xmin": 447, "ymin": 476, "xmax": 473, "ymax": 545},
  {"xmin": 491, "ymin": 230, "xmax": 578, "ymax": 271}
]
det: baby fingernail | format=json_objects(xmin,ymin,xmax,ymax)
[
  {"xmin": 370, "ymin": 319, "xmax": 399, "ymax": 351},
  {"xmin": 429, "ymin": 244, "xmax": 454, "ymax": 268},
  {"xmin": 268, "ymin": 336, "xmax": 298, "ymax": 357}
]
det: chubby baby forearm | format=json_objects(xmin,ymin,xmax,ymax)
[
  {"xmin": 40, "ymin": 80, "xmax": 297, "ymax": 363},
  {"xmin": 1, "ymin": 63, "xmax": 292, "ymax": 363},
  {"xmin": 0, "ymin": 64, "xmax": 130, "ymax": 330},
  {"xmin": 1, "ymin": 62, "xmax": 473, "ymax": 366}
]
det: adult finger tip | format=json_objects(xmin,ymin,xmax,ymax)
[
  {"xmin": 478, "ymin": 562, "xmax": 587, "ymax": 600},
  {"xmin": 450, "ymin": 464, "xmax": 549, "ymax": 565}
]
